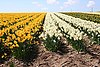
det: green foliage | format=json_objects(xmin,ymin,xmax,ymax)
[
  {"xmin": 90, "ymin": 32, "xmax": 100, "ymax": 44},
  {"xmin": 0, "ymin": 44, "xmax": 11, "ymax": 63},
  {"xmin": 58, "ymin": 25, "xmax": 87, "ymax": 52},
  {"xmin": 43, "ymin": 34, "xmax": 61, "ymax": 52},
  {"xmin": 0, "ymin": 43, "xmax": 4, "ymax": 61},
  {"xmin": 12, "ymin": 42, "xmax": 38, "ymax": 62},
  {"xmin": 67, "ymin": 37, "xmax": 87, "ymax": 52}
]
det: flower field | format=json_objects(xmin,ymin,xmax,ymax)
[
  {"xmin": 0, "ymin": 13, "xmax": 46, "ymax": 62},
  {"xmin": 0, "ymin": 12, "xmax": 100, "ymax": 66},
  {"xmin": 62, "ymin": 12, "xmax": 100, "ymax": 23}
]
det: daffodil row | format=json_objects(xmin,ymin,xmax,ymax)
[
  {"xmin": 0, "ymin": 13, "xmax": 45, "ymax": 49},
  {"xmin": 0, "ymin": 13, "xmax": 41, "ymax": 38},
  {"xmin": 0, "ymin": 13, "xmax": 29, "ymax": 28},
  {"xmin": 55, "ymin": 13, "xmax": 100, "ymax": 33},
  {"xmin": 39, "ymin": 13, "xmax": 64, "ymax": 52},
  {"xmin": 0, "ymin": 13, "xmax": 41, "ymax": 30},
  {"xmin": 0, "ymin": 13, "xmax": 45, "ymax": 60},
  {"xmin": 55, "ymin": 13, "xmax": 100, "ymax": 44},
  {"xmin": 40, "ymin": 13, "xmax": 86, "ymax": 52},
  {"xmin": 50, "ymin": 13, "xmax": 84, "ymax": 41},
  {"xmin": 39, "ymin": 13, "xmax": 62, "ymax": 40}
]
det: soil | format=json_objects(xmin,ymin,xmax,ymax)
[{"xmin": 0, "ymin": 37, "xmax": 100, "ymax": 67}]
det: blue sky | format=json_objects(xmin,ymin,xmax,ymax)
[{"xmin": 0, "ymin": 0, "xmax": 99, "ymax": 12}]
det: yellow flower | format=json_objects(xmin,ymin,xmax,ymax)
[
  {"xmin": 14, "ymin": 40, "xmax": 17, "ymax": 44},
  {"xmin": 2, "ymin": 38, "xmax": 5, "ymax": 42},
  {"xmin": 10, "ymin": 44, "xmax": 15, "ymax": 49},
  {"xmin": 6, "ymin": 36, "xmax": 11, "ymax": 42},
  {"xmin": 15, "ymin": 44, "xmax": 19, "ymax": 47},
  {"xmin": 4, "ymin": 53, "xmax": 7, "ymax": 56},
  {"xmin": 2, "ymin": 55, "xmax": 4, "ymax": 58},
  {"xmin": 11, "ymin": 34, "xmax": 16, "ymax": 40},
  {"xmin": 0, "ymin": 30, "xmax": 4, "ymax": 37},
  {"xmin": 0, "ymin": 13, "xmax": 45, "ymax": 49},
  {"xmin": 34, "ymin": 41, "xmax": 40, "ymax": 45},
  {"xmin": 17, "ymin": 37, "xmax": 21, "ymax": 42},
  {"xmin": 8, "ymin": 42, "xmax": 13, "ymax": 45},
  {"xmin": 4, "ymin": 43, "xmax": 9, "ymax": 46}
]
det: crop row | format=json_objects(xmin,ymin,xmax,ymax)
[
  {"xmin": 40, "ymin": 13, "xmax": 87, "ymax": 52},
  {"xmin": 40, "ymin": 12, "xmax": 100, "ymax": 53},
  {"xmin": 0, "ymin": 13, "xmax": 46, "ymax": 61},
  {"xmin": 55, "ymin": 13, "xmax": 100, "ymax": 44},
  {"xmin": 62, "ymin": 12, "xmax": 100, "ymax": 23},
  {"xmin": 0, "ymin": 12, "xmax": 100, "ymax": 63},
  {"xmin": 0, "ymin": 13, "xmax": 41, "ymax": 29}
]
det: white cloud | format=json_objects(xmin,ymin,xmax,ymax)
[
  {"xmin": 64, "ymin": 0, "xmax": 78, "ymax": 7},
  {"xmin": 59, "ymin": 0, "xmax": 78, "ymax": 11},
  {"xmin": 87, "ymin": 0, "xmax": 95, "ymax": 8},
  {"xmin": 32, "ymin": 1, "xmax": 42, "ymax": 7},
  {"xmin": 46, "ymin": 0, "xmax": 59, "ymax": 4}
]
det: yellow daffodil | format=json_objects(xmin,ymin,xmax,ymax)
[{"xmin": 15, "ymin": 44, "xmax": 19, "ymax": 47}]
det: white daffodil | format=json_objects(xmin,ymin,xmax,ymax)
[{"xmin": 55, "ymin": 12, "xmax": 100, "ymax": 40}]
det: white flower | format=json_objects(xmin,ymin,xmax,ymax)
[
  {"xmin": 55, "ymin": 12, "xmax": 100, "ymax": 36},
  {"xmin": 53, "ymin": 40, "xmax": 56, "ymax": 43}
]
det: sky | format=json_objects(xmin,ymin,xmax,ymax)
[{"xmin": 0, "ymin": 0, "xmax": 99, "ymax": 12}]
